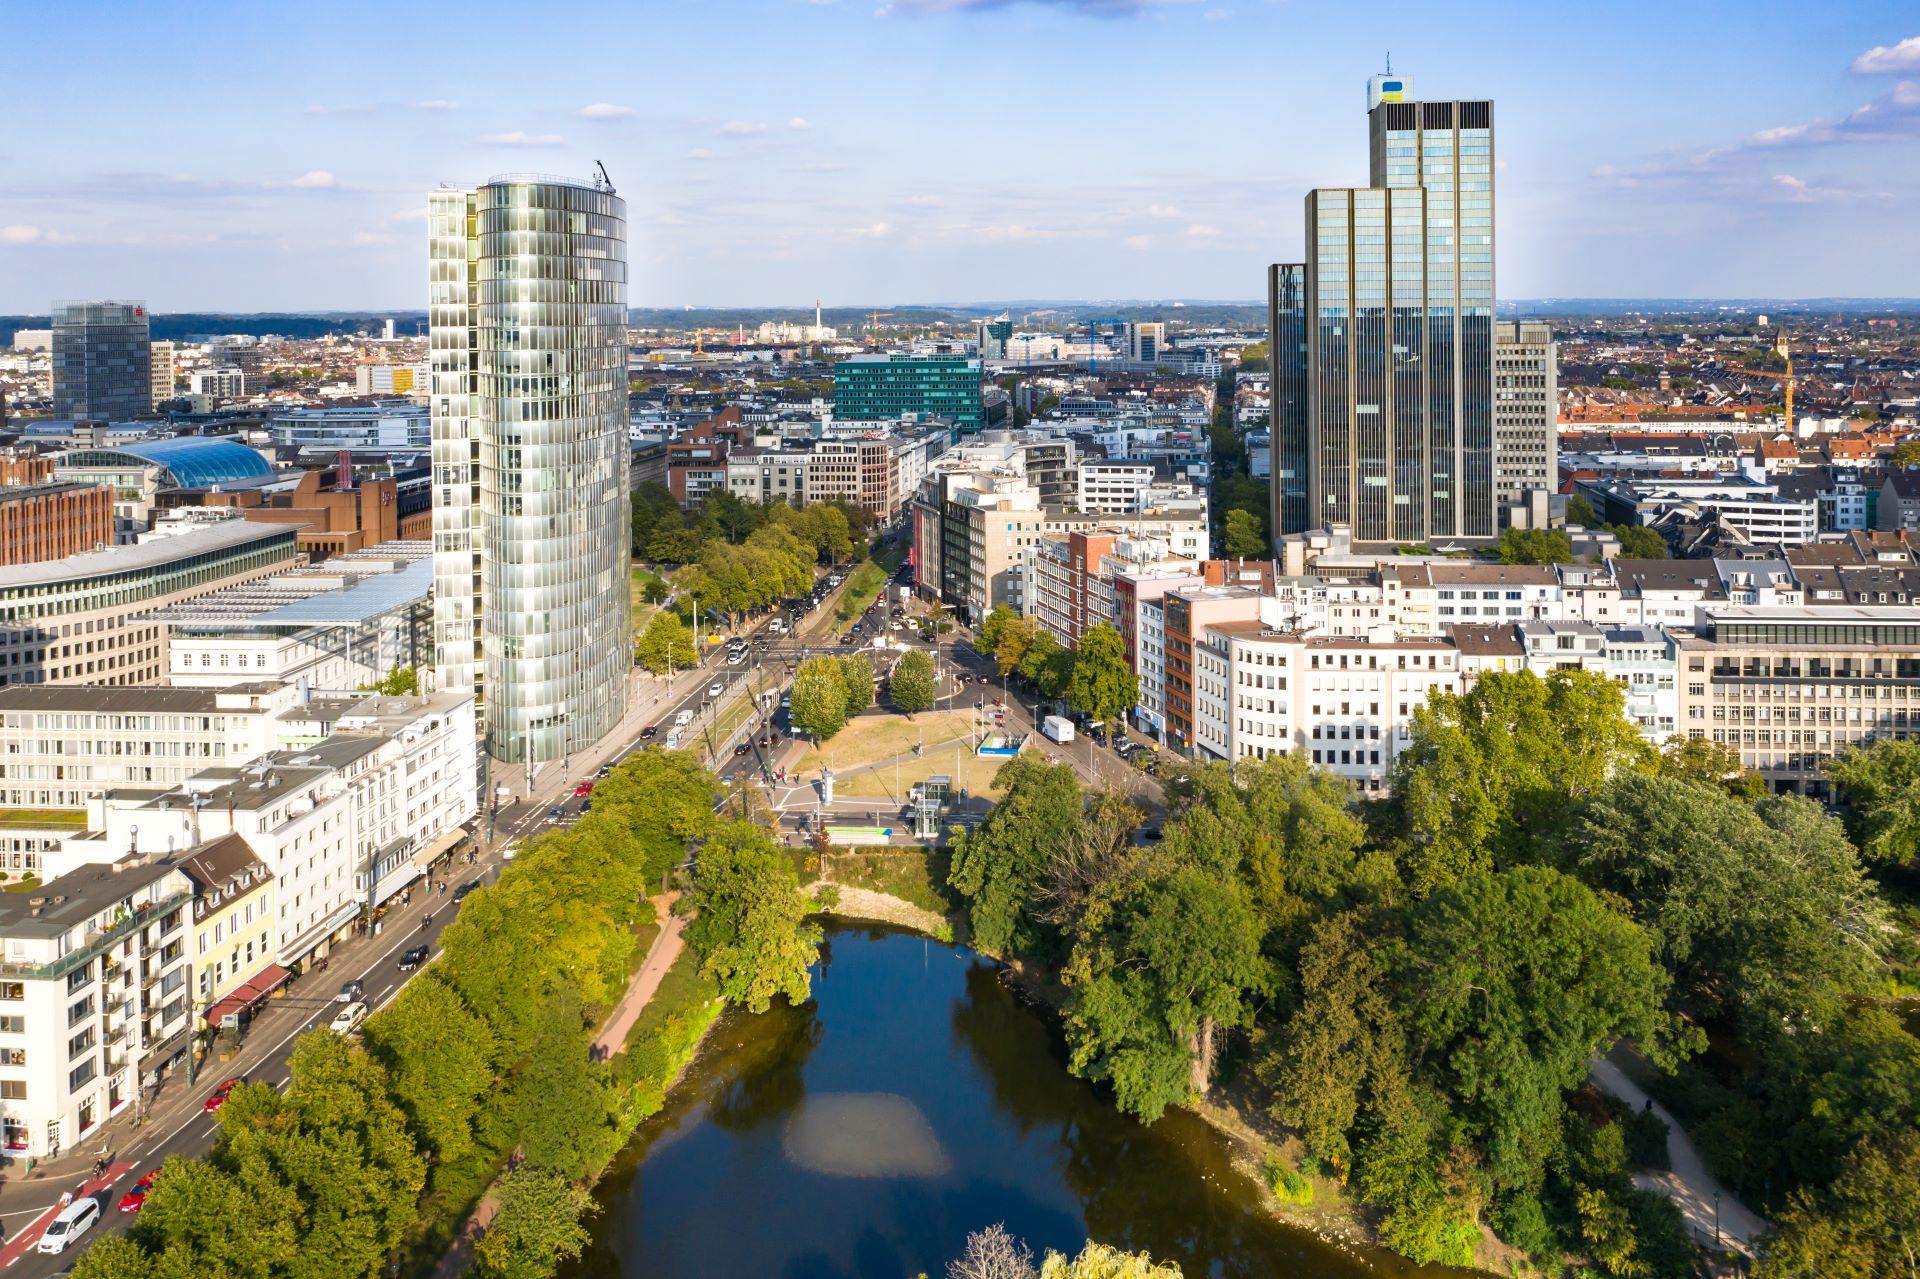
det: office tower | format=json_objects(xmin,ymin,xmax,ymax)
[
  {"xmin": 834, "ymin": 355, "xmax": 986, "ymax": 432},
  {"xmin": 429, "ymin": 174, "xmax": 631, "ymax": 766},
  {"xmin": 149, "ymin": 340, "xmax": 177, "ymax": 408},
  {"xmin": 1270, "ymin": 68, "xmax": 1497, "ymax": 546},
  {"xmin": 51, "ymin": 301, "xmax": 151, "ymax": 420},
  {"xmin": 1125, "ymin": 322, "xmax": 1165, "ymax": 364},
  {"xmin": 1493, "ymin": 320, "xmax": 1558, "ymax": 523},
  {"xmin": 977, "ymin": 316, "xmax": 1013, "ymax": 362}
]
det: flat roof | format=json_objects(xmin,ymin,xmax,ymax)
[
  {"xmin": 147, "ymin": 553, "xmax": 430, "ymax": 629},
  {"xmin": 0, "ymin": 519, "xmax": 294, "ymax": 590},
  {"xmin": 0, "ymin": 856, "xmax": 179, "ymax": 940}
]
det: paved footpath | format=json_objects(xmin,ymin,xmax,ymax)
[{"xmin": 1589, "ymin": 1055, "xmax": 1770, "ymax": 1257}]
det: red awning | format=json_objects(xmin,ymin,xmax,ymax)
[{"xmin": 203, "ymin": 964, "xmax": 292, "ymax": 1026}]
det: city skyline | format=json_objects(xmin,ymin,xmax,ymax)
[{"xmin": 1, "ymin": 1, "xmax": 1916, "ymax": 310}]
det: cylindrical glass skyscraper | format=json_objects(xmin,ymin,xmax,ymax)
[{"xmin": 430, "ymin": 175, "xmax": 631, "ymax": 766}]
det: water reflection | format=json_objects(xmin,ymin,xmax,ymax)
[{"xmin": 563, "ymin": 928, "xmax": 1443, "ymax": 1279}]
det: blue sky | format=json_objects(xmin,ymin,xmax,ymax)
[{"xmin": 2, "ymin": 0, "xmax": 1917, "ymax": 310}]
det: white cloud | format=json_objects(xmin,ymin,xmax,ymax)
[
  {"xmin": 413, "ymin": 99, "xmax": 456, "ymax": 111},
  {"xmin": 1853, "ymin": 35, "xmax": 1920, "ymax": 75},
  {"xmin": 787, "ymin": 116, "xmax": 814, "ymax": 130},
  {"xmin": 687, "ymin": 148, "xmax": 715, "ymax": 160},
  {"xmin": 577, "ymin": 103, "xmax": 637, "ymax": 120},
  {"xmin": 1145, "ymin": 202, "xmax": 1182, "ymax": 219},
  {"xmin": 1185, "ymin": 223, "xmax": 1221, "ymax": 238},
  {"xmin": 0, "ymin": 224, "xmax": 41, "ymax": 245},
  {"xmin": 852, "ymin": 222, "xmax": 891, "ymax": 238},
  {"xmin": 1749, "ymin": 123, "xmax": 1811, "ymax": 146},
  {"xmin": 289, "ymin": 170, "xmax": 338, "ymax": 189},
  {"xmin": 479, "ymin": 131, "xmax": 567, "ymax": 147},
  {"xmin": 906, "ymin": 194, "xmax": 943, "ymax": 206},
  {"xmin": 351, "ymin": 230, "xmax": 397, "ymax": 246},
  {"xmin": 717, "ymin": 120, "xmax": 769, "ymax": 135},
  {"xmin": 388, "ymin": 207, "xmax": 431, "ymax": 224},
  {"xmin": 1123, "ymin": 233, "xmax": 1152, "ymax": 251}
]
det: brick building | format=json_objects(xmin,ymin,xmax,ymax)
[{"xmin": 0, "ymin": 483, "xmax": 114, "ymax": 566}]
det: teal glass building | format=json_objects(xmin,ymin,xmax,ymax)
[
  {"xmin": 1270, "ymin": 71, "xmax": 1497, "ymax": 546},
  {"xmin": 834, "ymin": 355, "xmax": 985, "ymax": 433}
]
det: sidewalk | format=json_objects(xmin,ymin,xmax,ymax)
[{"xmin": 1589, "ymin": 1054, "xmax": 1770, "ymax": 1257}]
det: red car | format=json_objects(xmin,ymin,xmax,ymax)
[
  {"xmin": 573, "ymin": 781, "xmax": 593, "ymax": 798},
  {"xmin": 117, "ymin": 1169, "xmax": 159, "ymax": 1213},
  {"xmin": 202, "ymin": 1077, "xmax": 243, "ymax": 1113}
]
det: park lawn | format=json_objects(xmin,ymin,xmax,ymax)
[
  {"xmin": 835, "ymin": 561, "xmax": 889, "ymax": 625},
  {"xmin": 788, "ymin": 711, "xmax": 1011, "ymax": 802},
  {"xmin": 789, "ymin": 709, "xmax": 976, "ymax": 774}
]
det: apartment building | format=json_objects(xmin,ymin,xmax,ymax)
[
  {"xmin": 0, "ymin": 484, "xmax": 114, "ymax": 566},
  {"xmin": 1676, "ymin": 606, "xmax": 1920, "ymax": 795},
  {"xmin": 78, "ymin": 691, "xmax": 476, "ymax": 962},
  {"xmin": 1200, "ymin": 622, "xmax": 1460, "ymax": 794},
  {"xmin": 1383, "ymin": 562, "xmax": 1559, "ymax": 635},
  {"xmin": 0, "ymin": 682, "xmax": 296, "ymax": 813},
  {"xmin": 1076, "ymin": 461, "xmax": 1157, "ymax": 515},
  {"xmin": 0, "ymin": 855, "xmax": 196, "ymax": 1160},
  {"xmin": 176, "ymin": 833, "xmax": 277, "ymax": 1017}
]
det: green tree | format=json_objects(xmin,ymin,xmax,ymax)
[
  {"xmin": 948, "ymin": 755, "xmax": 1084, "ymax": 958},
  {"xmin": 510, "ymin": 987, "xmax": 616, "ymax": 1179},
  {"xmin": 1038, "ymin": 1242, "xmax": 1184, "ymax": 1279},
  {"xmin": 1564, "ymin": 774, "xmax": 1889, "ymax": 1035},
  {"xmin": 1066, "ymin": 624, "xmax": 1138, "ymax": 726},
  {"xmin": 1761, "ymin": 1128, "xmax": 1920, "ymax": 1279},
  {"xmin": 839, "ymin": 653, "xmax": 874, "ymax": 717},
  {"xmin": 1019, "ymin": 628, "xmax": 1076, "ymax": 699},
  {"xmin": 1827, "ymin": 737, "xmax": 1920, "ymax": 869},
  {"xmin": 790, "ymin": 656, "xmax": 849, "ymax": 740},
  {"xmin": 1222, "ymin": 507, "xmax": 1266, "ymax": 559},
  {"xmin": 1891, "ymin": 438, "xmax": 1920, "ymax": 467},
  {"xmin": 1062, "ymin": 864, "xmax": 1269, "ymax": 1120},
  {"xmin": 1564, "ymin": 493, "xmax": 1598, "ymax": 527},
  {"xmin": 1237, "ymin": 340, "xmax": 1269, "ymax": 372},
  {"xmin": 633, "ymin": 611, "xmax": 696, "ymax": 674},
  {"xmin": 1397, "ymin": 867, "xmax": 1672, "ymax": 1192},
  {"xmin": 1496, "ymin": 526, "xmax": 1575, "ymax": 565},
  {"xmin": 1657, "ymin": 736, "xmax": 1764, "ymax": 799},
  {"xmin": 889, "ymin": 648, "xmax": 938, "ymax": 714},
  {"xmin": 685, "ymin": 820, "xmax": 822, "ymax": 1013},
  {"xmin": 474, "ymin": 1166, "xmax": 597, "ymax": 1279},
  {"xmin": 1393, "ymin": 669, "xmax": 1648, "ymax": 893},
  {"xmin": 217, "ymin": 1031, "xmax": 426, "ymax": 1278},
  {"xmin": 360, "ymin": 976, "xmax": 499, "ymax": 1164},
  {"xmin": 1609, "ymin": 523, "xmax": 1668, "ymax": 558},
  {"xmin": 362, "ymin": 665, "xmax": 420, "ymax": 695}
]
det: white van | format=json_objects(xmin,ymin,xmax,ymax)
[
  {"xmin": 674, "ymin": 708, "xmax": 694, "ymax": 728},
  {"xmin": 38, "ymin": 1196, "xmax": 100, "ymax": 1253}
]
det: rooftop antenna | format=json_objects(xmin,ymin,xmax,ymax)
[
  {"xmin": 1385, "ymin": 51, "xmax": 1392, "ymax": 75},
  {"xmin": 593, "ymin": 160, "xmax": 615, "ymax": 194}
]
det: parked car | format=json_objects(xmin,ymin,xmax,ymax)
[
  {"xmin": 116, "ymin": 1170, "xmax": 160, "ymax": 1214},
  {"xmin": 329, "ymin": 1001, "xmax": 368, "ymax": 1035},
  {"xmin": 202, "ymin": 1076, "xmax": 243, "ymax": 1113},
  {"xmin": 37, "ymin": 1197, "xmax": 100, "ymax": 1254},
  {"xmin": 398, "ymin": 945, "xmax": 430, "ymax": 972}
]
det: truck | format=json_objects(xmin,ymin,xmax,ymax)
[{"xmin": 1040, "ymin": 715, "xmax": 1076, "ymax": 744}]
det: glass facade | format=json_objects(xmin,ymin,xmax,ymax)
[
  {"xmin": 1267, "ymin": 264, "xmax": 1308, "ymax": 536},
  {"xmin": 51, "ymin": 302, "xmax": 151, "ymax": 422},
  {"xmin": 1270, "ymin": 88, "xmax": 1496, "ymax": 546},
  {"xmin": 429, "ymin": 177, "xmax": 631, "ymax": 766},
  {"xmin": 834, "ymin": 356, "xmax": 985, "ymax": 432}
]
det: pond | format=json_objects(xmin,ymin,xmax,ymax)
[{"xmin": 564, "ymin": 925, "xmax": 1448, "ymax": 1279}]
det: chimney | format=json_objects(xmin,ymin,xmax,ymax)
[{"xmin": 336, "ymin": 450, "xmax": 355, "ymax": 490}]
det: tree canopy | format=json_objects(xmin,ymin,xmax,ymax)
[
  {"xmin": 686, "ymin": 820, "xmax": 822, "ymax": 1014},
  {"xmin": 1066, "ymin": 624, "xmax": 1138, "ymax": 726},
  {"xmin": 790, "ymin": 656, "xmax": 849, "ymax": 740}
]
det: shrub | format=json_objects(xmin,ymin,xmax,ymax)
[
  {"xmin": 1264, "ymin": 1154, "xmax": 1314, "ymax": 1205},
  {"xmin": 1622, "ymin": 1106, "xmax": 1671, "ymax": 1171}
]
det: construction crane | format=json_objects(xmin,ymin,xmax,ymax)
[
  {"xmin": 1083, "ymin": 317, "xmax": 1124, "ymax": 372},
  {"xmin": 866, "ymin": 309, "xmax": 894, "ymax": 349}
]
